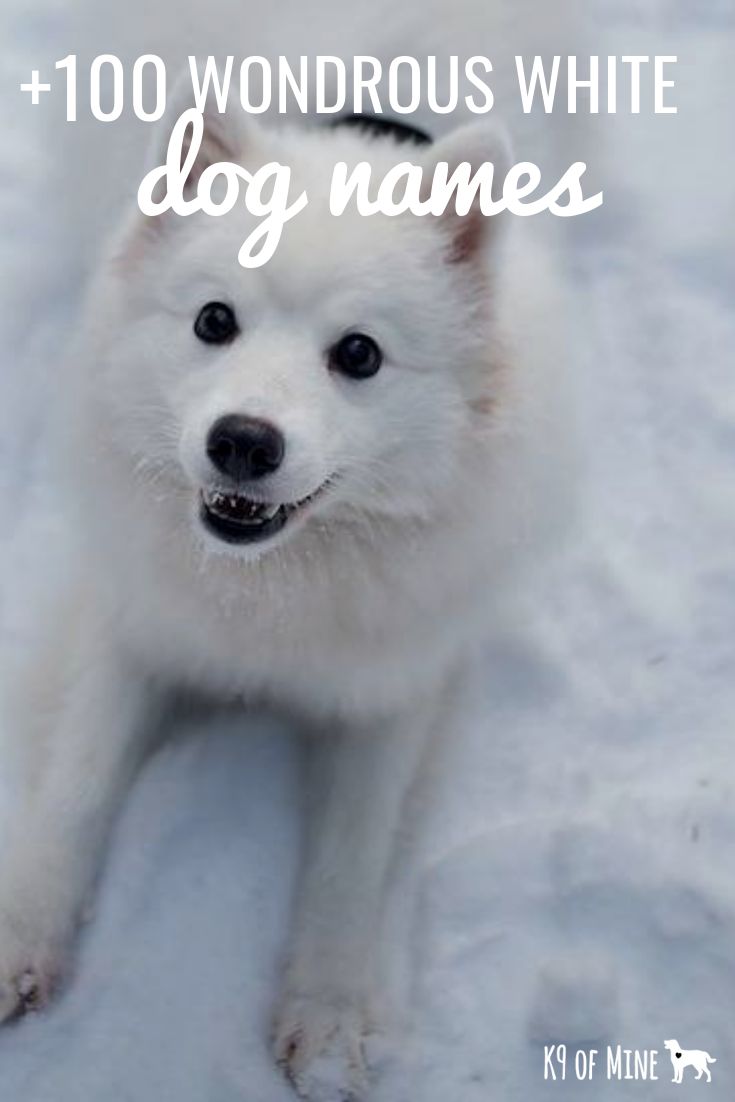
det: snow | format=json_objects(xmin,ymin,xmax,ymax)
[{"xmin": 0, "ymin": 1, "xmax": 733, "ymax": 1098}]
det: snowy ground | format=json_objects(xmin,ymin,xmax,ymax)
[{"xmin": 1, "ymin": 1, "xmax": 734, "ymax": 1099}]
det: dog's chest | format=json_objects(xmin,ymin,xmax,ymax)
[{"xmin": 119, "ymin": 529, "xmax": 473, "ymax": 715}]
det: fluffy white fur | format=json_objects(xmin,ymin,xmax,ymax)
[{"xmin": 0, "ymin": 3, "xmax": 578, "ymax": 1099}]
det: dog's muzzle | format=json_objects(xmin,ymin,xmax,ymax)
[{"xmin": 200, "ymin": 486, "xmax": 326, "ymax": 545}]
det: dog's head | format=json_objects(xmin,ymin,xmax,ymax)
[
  {"xmin": 663, "ymin": 1041, "xmax": 679, "ymax": 1053},
  {"xmin": 82, "ymin": 96, "xmax": 511, "ymax": 560}
]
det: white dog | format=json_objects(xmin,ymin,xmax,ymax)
[
  {"xmin": 664, "ymin": 1040, "xmax": 717, "ymax": 1084},
  {"xmin": 0, "ymin": 7, "xmax": 576, "ymax": 1102}
]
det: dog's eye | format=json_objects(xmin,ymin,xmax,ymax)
[
  {"xmin": 328, "ymin": 333, "xmax": 383, "ymax": 380},
  {"xmin": 194, "ymin": 302, "xmax": 239, "ymax": 345}
]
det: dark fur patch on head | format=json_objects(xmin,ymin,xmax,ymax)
[{"xmin": 332, "ymin": 114, "xmax": 433, "ymax": 147}]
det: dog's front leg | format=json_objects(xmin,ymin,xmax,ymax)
[
  {"xmin": 273, "ymin": 699, "xmax": 432, "ymax": 1101},
  {"xmin": 0, "ymin": 600, "xmax": 155, "ymax": 1021}
]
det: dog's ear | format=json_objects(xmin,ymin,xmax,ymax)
[
  {"xmin": 423, "ymin": 121, "xmax": 512, "ymax": 265},
  {"xmin": 114, "ymin": 72, "xmax": 260, "ymax": 264},
  {"xmin": 141, "ymin": 70, "xmax": 252, "ymax": 205}
]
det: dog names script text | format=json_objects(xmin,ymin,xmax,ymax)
[{"xmin": 138, "ymin": 107, "xmax": 603, "ymax": 267}]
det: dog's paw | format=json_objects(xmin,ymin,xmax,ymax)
[
  {"xmin": 0, "ymin": 893, "xmax": 73, "ymax": 1024},
  {"xmin": 0, "ymin": 929, "xmax": 65, "ymax": 1024},
  {"xmin": 0, "ymin": 963, "xmax": 60, "ymax": 1022},
  {"xmin": 273, "ymin": 993, "xmax": 370, "ymax": 1102}
]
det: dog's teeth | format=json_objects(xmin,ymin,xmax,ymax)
[{"xmin": 263, "ymin": 504, "xmax": 281, "ymax": 519}]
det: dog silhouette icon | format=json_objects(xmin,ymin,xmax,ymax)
[{"xmin": 664, "ymin": 1040, "xmax": 716, "ymax": 1083}]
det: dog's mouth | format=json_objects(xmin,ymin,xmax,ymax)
[{"xmin": 199, "ymin": 485, "xmax": 327, "ymax": 545}]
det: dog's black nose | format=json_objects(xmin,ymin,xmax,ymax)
[{"xmin": 206, "ymin": 415, "xmax": 285, "ymax": 480}]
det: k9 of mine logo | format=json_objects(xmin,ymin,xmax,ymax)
[{"xmin": 544, "ymin": 1041, "xmax": 717, "ymax": 1084}]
